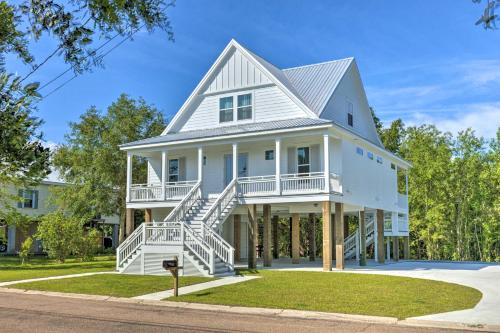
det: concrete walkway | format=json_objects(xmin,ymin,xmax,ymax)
[
  {"xmin": 0, "ymin": 271, "xmax": 116, "ymax": 287},
  {"xmin": 133, "ymin": 275, "xmax": 260, "ymax": 300},
  {"xmin": 241, "ymin": 258, "xmax": 500, "ymax": 326}
]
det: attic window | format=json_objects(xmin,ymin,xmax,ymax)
[
  {"xmin": 237, "ymin": 94, "xmax": 252, "ymax": 120},
  {"xmin": 347, "ymin": 101, "xmax": 354, "ymax": 127},
  {"xmin": 219, "ymin": 96, "xmax": 233, "ymax": 123}
]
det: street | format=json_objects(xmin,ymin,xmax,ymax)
[{"xmin": 0, "ymin": 292, "xmax": 488, "ymax": 333}]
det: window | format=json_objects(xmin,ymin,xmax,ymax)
[
  {"xmin": 297, "ymin": 147, "xmax": 310, "ymax": 174},
  {"xmin": 219, "ymin": 96, "xmax": 233, "ymax": 123},
  {"xmin": 203, "ymin": 156, "xmax": 207, "ymax": 166},
  {"xmin": 168, "ymin": 159, "xmax": 179, "ymax": 182},
  {"xmin": 18, "ymin": 189, "xmax": 38, "ymax": 209},
  {"xmin": 347, "ymin": 101, "xmax": 353, "ymax": 127},
  {"xmin": 391, "ymin": 163, "xmax": 396, "ymax": 170},
  {"xmin": 367, "ymin": 151, "xmax": 374, "ymax": 160},
  {"xmin": 376, "ymin": 156, "xmax": 383, "ymax": 164},
  {"xmin": 356, "ymin": 147, "xmax": 363, "ymax": 156},
  {"xmin": 265, "ymin": 150, "xmax": 274, "ymax": 160},
  {"xmin": 237, "ymin": 94, "xmax": 252, "ymax": 120}
]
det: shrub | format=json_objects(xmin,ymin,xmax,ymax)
[
  {"xmin": 74, "ymin": 228, "xmax": 101, "ymax": 262},
  {"xmin": 19, "ymin": 237, "xmax": 33, "ymax": 265}
]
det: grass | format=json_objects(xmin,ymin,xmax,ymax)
[
  {"xmin": 9, "ymin": 273, "xmax": 214, "ymax": 298},
  {"xmin": 0, "ymin": 256, "xmax": 116, "ymax": 282},
  {"xmin": 169, "ymin": 270, "xmax": 482, "ymax": 319}
]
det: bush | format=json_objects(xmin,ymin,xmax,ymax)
[
  {"xmin": 74, "ymin": 228, "xmax": 101, "ymax": 262},
  {"xmin": 19, "ymin": 237, "xmax": 33, "ymax": 265}
]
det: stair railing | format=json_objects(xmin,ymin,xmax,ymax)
[
  {"xmin": 164, "ymin": 181, "xmax": 202, "ymax": 223},
  {"xmin": 202, "ymin": 179, "xmax": 237, "ymax": 228},
  {"xmin": 201, "ymin": 222, "xmax": 234, "ymax": 270},
  {"xmin": 183, "ymin": 223, "xmax": 215, "ymax": 274},
  {"xmin": 116, "ymin": 223, "xmax": 145, "ymax": 270}
]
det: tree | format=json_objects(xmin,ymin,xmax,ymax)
[
  {"xmin": 380, "ymin": 119, "xmax": 405, "ymax": 155},
  {"xmin": 19, "ymin": 237, "xmax": 32, "ymax": 265},
  {"xmin": 0, "ymin": 0, "xmax": 174, "ymax": 204},
  {"xmin": 51, "ymin": 94, "xmax": 166, "ymax": 241},
  {"xmin": 474, "ymin": 0, "xmax": 499, "ymax": 29},
  {"xmin": 370, "ymin": 107, "xmax": 383, "ymax": 137}
]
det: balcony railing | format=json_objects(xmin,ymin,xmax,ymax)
[
  {"xmin": 238, "ymin": 175, "xmax": 276, "ymax": 197},
  {"xmin": 129, "ymin": 180, "xmax": 197, "ymax": 202},
  {"xmin": 398, "ymin": 193, "xmax": 408, "ymax": 210},
  {"xmin": 281, "ymin": 172, "xmax": 325, "ymax": 194}
]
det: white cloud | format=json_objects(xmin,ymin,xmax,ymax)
[{"xmin": 459, "ymin": 60, "xmax": 500, "ymax": 86}]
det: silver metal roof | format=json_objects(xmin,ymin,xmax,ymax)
[
  {"xmin": 283, "ymin": 58, "xmax": 353, "ymax": 115},
  {"xmin": 121, "ymin": 118, "xmax": 332, "ymax": 148}
]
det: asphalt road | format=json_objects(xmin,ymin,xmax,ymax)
[{"xmin": 0, "ymin": 292, "xmax": 488, "ymax": 333}]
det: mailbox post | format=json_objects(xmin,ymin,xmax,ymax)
[{"xmin": 163, "ymin": 256, "xmax": 182, "ymax": 297}]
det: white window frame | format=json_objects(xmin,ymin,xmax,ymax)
[
  {"xmin": 346, "ymin": 100, "xmax": 354, "ymax": 127},
  {"xmin": 217, "ymin": 91, "xmax": 254, "ymax": 125},
  {"xmin": 219, "ymin": 96, "xmax": 234, "ymax": 123},
  {"xmin": 19, "ymin": 189, "xmax": 37, "ymax": 209},
  {"xmin": 356, "ymin": 147, "xmax": 363, "ymax": 156},
  {"xmin": 237, "ymin": 93, "xmax": 253, "ymax": 121},
  {"xmin": 168, "ymin": 158, "xmax": 179, "ymax": 183},
  {"xmin": 265, "ymin": 150, "xmax": 274, "ymax": 160},
  {"xmin": 297, "ymin": 146, "xmax": 310, "ymax": 175}
]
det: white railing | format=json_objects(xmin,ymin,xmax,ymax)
[
  {"xmin": 164, "ymin": 182, "xmax": 202, "ymax": 223},
  {"xmin": 281, "ymin": 172, "xmax": 325, "ymax": 193},
  {"xmin": 238, "ymin": 175, "xmax": 276, "ymax": 196},
  {"xmin": 202, "ymin": 223, "xmax": 234, "ymax": 269},
  {"xmin": 344, "ymin": 229, "xmax": 359, "ymax": 259},
  {"xmin": 117, "ymin": 223, "xmax": 145, "ymax": 269},
  {"xmin": 130, "ymin": 184, "xmax": 163, "ymax": 201},
  {"xmin": 183, "ymin": 223, "xmax": 215, "ymax": 274},
  {"xmin": 165, "ymin": 180, "xmax": 198, "ymax": 199},
  {"xmin": 203, "ymin": 179, "xmax": 237, "ymax": 228},
  {"xmin": 398, "ymin": 214, "xmax": 409, "ymax": 232},
  {"xmin": 398, "ymin": 193, "xmax": 408, "ymax": 210},
  {"xmin": 144, "ymin": 223, "xmax": 183, "ymax": 245}
]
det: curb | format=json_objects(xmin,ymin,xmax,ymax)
[{"xmin": 1, "ymin": 287, "xmax": 498, "ymax": 332}]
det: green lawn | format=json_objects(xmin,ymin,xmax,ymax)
[
  {"xmin": 10, "ymin": 273, "xmax": 214, "ymax": 298},
  {"xmin": 169, "ymin": 270, "xmax": 482, "ymax": 319},
  {"xmin": 0, "ymin": 256, "xmax": 116, "ymax": 282}
]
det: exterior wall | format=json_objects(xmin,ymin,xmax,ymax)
[
  {"xmin": 2, "ymin": 182, "xmax": 58, "ymax": 217},
  {"xmin": 321, "ymin": 66, "xmax": 382, "ymax": 146}
]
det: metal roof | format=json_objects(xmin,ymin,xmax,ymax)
[
  {"xmin": 283, "ymin": 58, "xmax": 353, "ymax": 115},
  {"xmin": 121, "ymin": 118, "xmax": 332, "ymax": 148}
]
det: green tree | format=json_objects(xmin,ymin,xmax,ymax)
[
  {"xmin": 19, "ymin": 236, "xmax": 32, "ymax": 265},
  {"xmin": 51, "ymin": 94, "xmax": 166, "ymax": 241},
  {"xmin": 380, "ymin": 119, "xmax": 405, "ymax": 155}
]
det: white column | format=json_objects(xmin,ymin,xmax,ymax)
[
  {"xmin": 161, "ymin": 151, "xmax": 167, "ymax": 200},
  {"xmin": 323, "ymin": 134, "xmax": 330, "ymax": 193},
  {"xmin": 126, "ymin": 152, "xmax": 132, "ymax": 202},
  {"xmin": 275, "ymin": 138, "xmax": 281, "ymax": 195},
  {"xmin": 232, "ymin": 143, "xmax": 238, "ymax": 181},
  {"xmin": 198, "ymin": 147, "xmax": 203, "ymax": 182}
]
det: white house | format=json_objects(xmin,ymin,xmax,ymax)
[{"xmin": 117, "ymin": 39, "xmax": 410, "ymax": 276}]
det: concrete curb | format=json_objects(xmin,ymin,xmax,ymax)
[{"xmin": 2, "ymin": 286, "xmax": 498, "ymax": 331}]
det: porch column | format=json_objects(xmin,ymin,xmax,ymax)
[
  {"xmin": 376, "ymin": 209, "xmax": 385, "ymax": 263},
  {"xmin": 161, "ymin": 151, "xmax": 167, "ymax": 200},
  {"xmin": 126, "ymin": 152, "xmax": 132, "ymax": 202},
  {"xmin": 323, "ymin": 134, "xmax": 330, "ymax": 193},
  {"xmin": 403, "ymin": 236, "xmax": 410, "ymax": 259},
  {"xmin": 275, "ymin": 138, "xmax": 281, "ymax": 195},
  {"xmin": 144, "ymin": 209, "xmax": 152, "ymax": 223},
  {"xmin": 272, "ymin": 215, "xmax": 279, "ymax": 259},
  {"xmin": 291, "ymin": 213, "xmax": 300, "ymax": 264},
  {"xmin": 263, "ymin": 204, "xmax": 272, "ymax": 267},
  {"xmin": 232, "ymin": 143, "xmax": 238, "ymax": 181},
  {"xmin": 247, "ymin": 204, "xmax": 257, "ymax": 269},
  {"xmin": 359, "ymin": 210, "xmax": 367, "ymax": 266},
  {"xmin": 334, "ymin": 202, "xmax": 345, "ymax": 270},
  {"xmin": 308, "ymin": 213, "xmax": 316, "ymax": 261},
  {"xmin": 125, "ymin": 208, "xmax": 134, "ymax": 238},
  {"xmin": 393, "ymin": 237, "xmax": 399, "ymax": 262},
  {"xmin": 322, "ymin": 201, "xmax": 332, "ymax": 271},
  {"xmin": 289, "ymin": 217, "xmax": 293, "ymax": 257},
  {"xmin": 233, "ymin": 215, "xmax": 241, "ymax": 262},
  {"xmin": 198, "ymin": 147, "xmax": 203, "ymax": 182}
]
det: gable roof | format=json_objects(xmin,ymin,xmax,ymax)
[{"xmin": 283, "ymin": 58, "xmax": 354, "ymax": 115}]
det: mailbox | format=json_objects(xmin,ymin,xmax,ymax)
[
  {"xmin": 163, "ymin": 259, "xmax": 178, "ymax": 270},
  {"xmin": 163, "ymin": 256, "xmax": 182, "ymax": 296}
]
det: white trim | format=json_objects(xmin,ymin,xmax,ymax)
[
  {"xmin": 323, "ymin": 134, "xmax": 330, "ymax": 193},
  {"xmin": 126, "ymin": 153, "xmax": 132, "ymax": 202},
  {"xmin": 275, "ymin": 138, "xmax": 281, "ymax": 195}
]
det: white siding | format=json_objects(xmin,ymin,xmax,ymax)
[{"xmin": 147, "ymin": 159, "xmax": 162, "ymax": 184}]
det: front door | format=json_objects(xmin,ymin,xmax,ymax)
[{"xmin": 224, "ymin": 153, "xmax": 248, "ymax": 186}]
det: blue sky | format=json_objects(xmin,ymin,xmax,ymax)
[{"xmin": 8, "ymin": 0, "xmax": 500, "ymax": 144}]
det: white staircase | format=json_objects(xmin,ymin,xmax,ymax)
[
  {"xmin": 344, "ymin": 213, "xmax": 375, "ymax": 260},
  {"xmin": 117, "ymin": 181, "xmax": 236, "ymax": 277}
]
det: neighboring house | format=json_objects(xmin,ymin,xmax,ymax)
[
  {"xmin": 117, "ymin": 39, "xmax": 410, "ymax": 277},
  {"xmin": 1, "ymin": 170, "xmax": 120, "ymax": 254}
]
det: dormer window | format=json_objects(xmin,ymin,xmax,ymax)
[
  {"xmin": 237, "ymin": 94, "xmax": 252, "ymax": 120},
  {"xmin": 347, "ymin": 101, "xmax": 354, "ymax": 127},
  {"xmin": 219, "ymin": 96, "xmax": 233, "ymax": 123}
]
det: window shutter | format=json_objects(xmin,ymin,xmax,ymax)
[
  {"xmin": 33, "ymin": 190, "xmax": 39, "ymax": 209},
  {"xmin": 17, "ymin": 189, "xmax": 23, "ymax": 208},
  {"xmin": 179, "ymin": 157, "xmax": 186, "ymax": 181},
  {"xmin": 311, "ymin": 145, "xmax": 320, "ymax": 172},
  {"xmin": 287, "ymin": 147, "xmax": 297, "ymax": 174}
]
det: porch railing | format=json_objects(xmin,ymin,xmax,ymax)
[
  {"xmin": 129, "ymin": 180, "xmax": 197, "ymax": 202},
  {"xmin": 281, "ymin": 172, "xmax": 325, "ymax": 194},
  {"xmin": 238, "ymin": 175, "xmax": 276, "ymax": 196}
]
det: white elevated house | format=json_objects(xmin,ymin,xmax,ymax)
[{"xmin": 117, "ymin": 39, "xmax": 410, "ymax": 276}]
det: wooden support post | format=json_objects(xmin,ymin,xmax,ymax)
[
  {"xmin": 331, "ymin": 213, "xmax": 336, "ymax": 260},
  {"xmin": 308, "ymin": 213, "xmax": 316, "ymax": 261},
  {"xmin": 376, "ymin": 209, "xmax": 385, "ymax": 263},
  {"xmin": 403, "ymin": 236, "xmax": 410, "ymax": 260},
  {"xmin": 263, "ymin": 204, "xmax": 272, "ymax": 267},
  {"xmin": 291, "ymin": 213, "xmax": 300, "ymax": 264},
  {"xmin": 322, "ymin": 201, "xmax": 332, "ymax": 271},
  {"xmin": 344, "ymin": 215, "xmax": 349, "ymax": 238},
  {"xmin": 125, "ymin": 208, "xmax": 134, "ymax": 238},
  {"xmin": 144, "ymin": 209, "xmax": 152, "ymax": 223},
  {"xmin": 334, "ymin": 203, "xmax": 344, "ymax": 270},
  {"xmin": 359, "ymin": 210, "xmax": 367, "ymax": 266},
  {"xmin": 233, "ymin": 215, "xmax": 241, "ymax": 262},
  {"xmin": 272, "ymin": 215, "xmax": 279, "ymax": 259},
  {"xmin": 247, "ymin": 205, "xmax": 257, "ymax": 269},
  {"xmin": 289, "ymin": 216, "xmax": 293, "ymax": 257},
  {"xmin": 393, "ymin": 236, "xmax": 399, "ymax": 262}
]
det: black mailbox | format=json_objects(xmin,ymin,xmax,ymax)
[
  {"xmin": 163, "ymin": 256, "xmax": 182, "ymax": 297},
  {"xmin": 163, "ymin": 259, "xmax": 178, "ymax": 270}
]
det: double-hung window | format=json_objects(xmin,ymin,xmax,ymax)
[
  {"xmin": 168, "ymin": 159, "xmax": 179, "ymax": 182},
  {"xmin": 219, "ymin": 96, "xmax": 233, "ymax": 123},
  {"xmin": 18, "ymin": 189, "xmax": 38, "ymax": 209},
  {"xmin": 237, "ymin": 94, "xmax": 252, "ymax": 120},
  {"xmin": 297, "ymin": 147, "xmax": 310, "ymax": 174},
  {"xmin": 347, "ymin": 101, "xmax": 354, "ymax": 127}
]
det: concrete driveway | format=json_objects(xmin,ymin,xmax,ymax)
[{"xmin": 252, "ymin": 259, "xmax": 500, "ymax": 326}]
